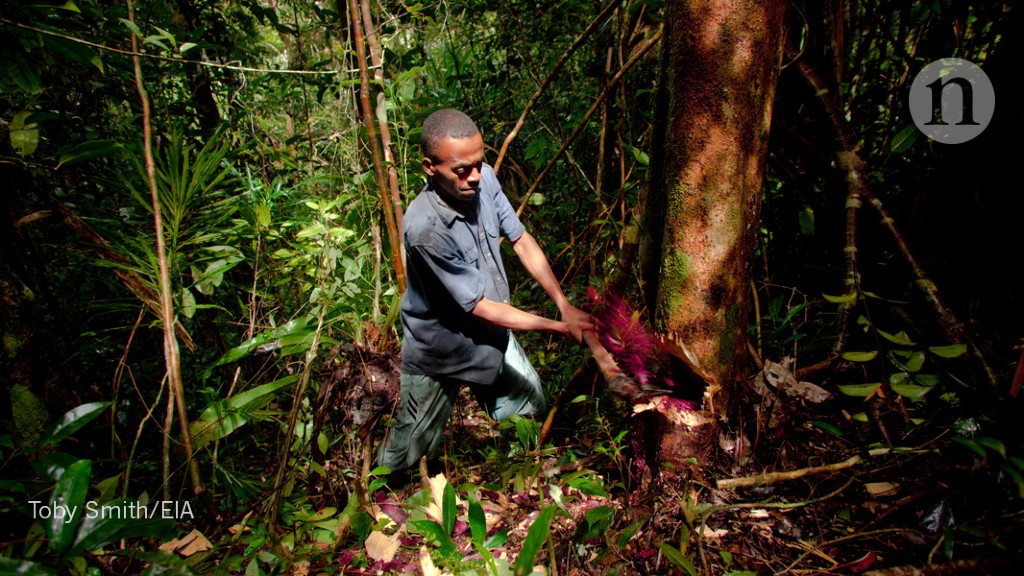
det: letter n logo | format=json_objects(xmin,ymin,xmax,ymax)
[
  {"xmin": 925, "ymin": 77, "xmax": 980, "ymax": 126},
  {"xmin": 910, "ymin": 58, "xmax": 994, "ymax": 144}
]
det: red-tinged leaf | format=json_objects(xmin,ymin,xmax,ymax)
[{"xmin": 846, "ymin": 551, "xmax": 877, "ymax": 573}]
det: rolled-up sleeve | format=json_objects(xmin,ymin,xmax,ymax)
[
  {"xmin": 482, "ymin": 164, "xmax": 525, "ymax": 242},
  {"xmin": 407, "ymin": 238, "xmax": 486, "ymax": 313}
]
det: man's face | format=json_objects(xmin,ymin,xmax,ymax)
[{"xmin": 423, "ymin": 133, "xmax": 485, "ymax": 204}]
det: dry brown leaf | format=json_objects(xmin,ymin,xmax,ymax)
[
  {"xmin": 158, "ymin": 529, "xmax": 212, "ymax": 557},
  {"xmin": 789, "ymin": 380, "xmax": 832, "ymax": 403},
  {"xmin": 700, "ymin": 526, "xmax": 729, "ymax": 538},
  {"xmin": 752, "ymin": 360, "xmax": 831, "ymax": 403},
  {"xmin": 865, "ymin": 482, "xmax": 899, "ymax": 497}
]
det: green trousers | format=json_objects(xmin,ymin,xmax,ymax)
[{"xmin": 378, "ymin": 335, "xmax": 545, "ymax": 472}]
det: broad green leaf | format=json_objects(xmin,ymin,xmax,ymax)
[
  {"xmin": 179, "ymin": 42, "xmax": 198, "ymax": 53},
  {"xmin": 952, "ymin": 437, "xmax": 987, "ymax": 458},
  {"xmin": 798, "ymin": 206, "xmax": 815, "ymax": 237},
  {"xmin": 890, "ymin": 383, "xmax": 932, "ymax": 401},
  {"xmin": 877, "ymin": 329, "xmax": 915, "ymax": 346},
  {"xmin": 582, "ymin": 505, "xmax": 614, "ymax": 539},
  {"xmin": 43, "ymin": 36, "xmax": 103, "ymax": 72},
  {"xmin": 976, "ymin": 436, "xmax": 1007, "ymax": 458},
  {"xmin": 837, "ymin": 383, "xmax": 881, "ymax": 397},
  {"xmin": 484, "ymin": 528, "xmax": 509, "ymax": 548},
  {"xmin": 56, "ymin": 140, "xmax": 123, "ymax": 168},
  {"xmin": 842, "ymin": 350, "xmax": 878, "ymax": 362},
  {"xmin": 929, "ymin": 343, "xmax": 967, "ymax": 358},
  {"xmin": 11, "ymin": 111, "xmax": 40, "ymax": 156},
  {"xmin": 617, "ymin": 518, "xmax": 645, "ymax": 548},
  {"xmin": 567, "ymin": 475, "xmax": 606, "ymax": 497},
  {"xmin": 120, "ymin": 18, "xmax": 142, "ymax": 38},
  {"xmin": 180, "ymin": 288, "xmax": 196, "ymax": 319},
  {"xmin": 37, "ymin": 402, "xmax": 110, "ymax": 449},
  {"xmin": 202, "ymin": 316, "xmax": 313, "ymax": 377},
  {"xmin": 514, "ymin": 506, "xmax": 556, "ymax": 576},
  {"xmin": 626, "ymin": 144, "xmax": 649, "ymax": 166},
  {"xmin": 255, "ymin": 203, "xmax": 271, "ymax": 227},
  {"xmin": 890, "ymin": 123, "xmax": 920, "ymax": 154},
  {"xmin": 189, "ymin": 375, "xmax": 297, "ymax": 449},
  {"xmin": 1000, "ymin": 464, "xmax": 1024, "ymax": 499},
  {"xmin": 442, "ymin": 483, "xmax": 456, "ymax": 535},
  {"xmin": 515, "ymin": 416, "xmax": 536, "ymax": 450},
  {"xmin": 468, "ymin": 498, "xmax": 486, "ymax": 546},
  {"xmin": 7, "ymin": 57, "xmax": 43, "ymax": 94},
  {"xmin": 51, "ymin": 1, "xmax": 82, "ymax": 12},
  {"xmin": 47, "ymin": 458, "xmax": 91, "ymax": 557},
  {"xmin": 408, "ymin": 520, "xmax": 456, "ymax": 557},
  {"xmin": 296, "ymin": 222, "xmax": 326, "ymax": 239},
  {"xmin": 905, "ymin": 351, "xmax": 926, "ymax": 372},
  {"xmin": 67, "ymin": 500, "xmax": 175, "ymax": 558},
  {"xmin": 822, "ymin": 292, "xmax": 857, "ymax": 304}
]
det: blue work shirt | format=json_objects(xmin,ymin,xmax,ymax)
[{"xmin": 400, "ymin": 163, "xmax": 525, "ymax": 384}]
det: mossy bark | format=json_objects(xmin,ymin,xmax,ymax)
[{"xmin": 640, "ymin": 0, "xmax": 788, "ymax": 477}]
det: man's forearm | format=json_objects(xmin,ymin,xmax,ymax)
[
  {"xmin": 471, "ymin": 297, "xmax": 569, "ymax": 336},
  {"xmin": 511, "ymin": 232, "xmax": 572, "ymax": 314}
]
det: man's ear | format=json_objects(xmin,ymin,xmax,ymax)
[{"xmin": 422, "ymin": 157, "xmax": 436, "ymax": 176}]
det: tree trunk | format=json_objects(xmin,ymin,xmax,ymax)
[{"xmin": 641, "ymin": 0, "xmax": 788, "ymax": 481}]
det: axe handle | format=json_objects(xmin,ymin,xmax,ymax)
[{"xmin": 583, "ymin": 331, "xmax": 624, "ymax": 382}]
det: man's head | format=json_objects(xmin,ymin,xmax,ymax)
[{"xmin": 421, "ymin": 109, "xmax": 485, "ymax": 204}]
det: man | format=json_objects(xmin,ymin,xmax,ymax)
[{"xmin": 378, "ymin": 108, "xmax": 594, "ymax": 472}]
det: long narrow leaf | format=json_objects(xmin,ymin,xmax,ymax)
[
  {"xmin": 37, "ymin": 402, "xmax": 110, "ymax": 450},
  {"xmin": 202, "ymin": 316, "xmax": 313, "ymax": 378},
  {"xmin": 189, "ymin": 375, "xmax": 297, "ymax": 450},
  {"xmin": 48, "ymin": 459, "xmax": 91, "ymax": 558},
  {"xmin": 514, "ymin": 505, "xmax": 556, "ymax": 576},
  {"xmin": 468, "ymin": 498, "xmax": 487, "ymax": 546},
  {"xmin": 66, "ymin": 500, "xmax": 175, "ymax": 558},
  {"xmin": 442, "ymin": 483, "xmax": 456, "ymax": 535}
]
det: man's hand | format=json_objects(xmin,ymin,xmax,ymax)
[{"xmin": 559, "ymin": 304, "xmax": 595, "ymax": 344}]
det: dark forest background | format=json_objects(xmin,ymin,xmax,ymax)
[{"xmin": 2, "ymin": 1, "xmax": 1022, "ymax": 574}]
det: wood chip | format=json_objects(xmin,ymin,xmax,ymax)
[{"xmin": 365, "ymin": 530, "xmax": 401, "ymax": 562}]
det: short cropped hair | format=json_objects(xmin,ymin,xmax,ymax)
[{"xmin": 421, "ymin": 109, "xmax": 480, "ymax": 159}]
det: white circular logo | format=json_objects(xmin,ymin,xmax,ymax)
[{"xmin": 909, "ymin": 58, "xmax": 994, "ymax": 144}]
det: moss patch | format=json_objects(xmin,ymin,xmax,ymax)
[
  {"xmin": 8, "ymin": 384, "xmax": 48, "ymax": 447},
  {"xmin": 656, "ymin": 249, "xmax": 691, "ymax": 327}
]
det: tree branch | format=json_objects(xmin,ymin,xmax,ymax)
[
  {"xmin": 348, "ymin": 0, "xmax": 406, "ymax": 294},
  {"xmin": 515, "ymin": 27, "xmax": 662, "ymax": 217},
  {"xmin": 492, "ymin": 0, "xmax": 621, "ymax": 173},
  {"xmin": 792, "ymin": 51, "xmax": 998, "ymax": 387},
  {"xmin": 126, "ymin": 0, "xmax": 205, "ymax": 502}
]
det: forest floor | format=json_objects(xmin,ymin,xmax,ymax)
[{"xmin": 258, "ymin": 351, "xmax": 1024, "ymax": 576}]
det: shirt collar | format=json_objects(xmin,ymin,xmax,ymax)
[{"xmin": 426, "ymin": 185, "xmax": 478, "ymax": 227}]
